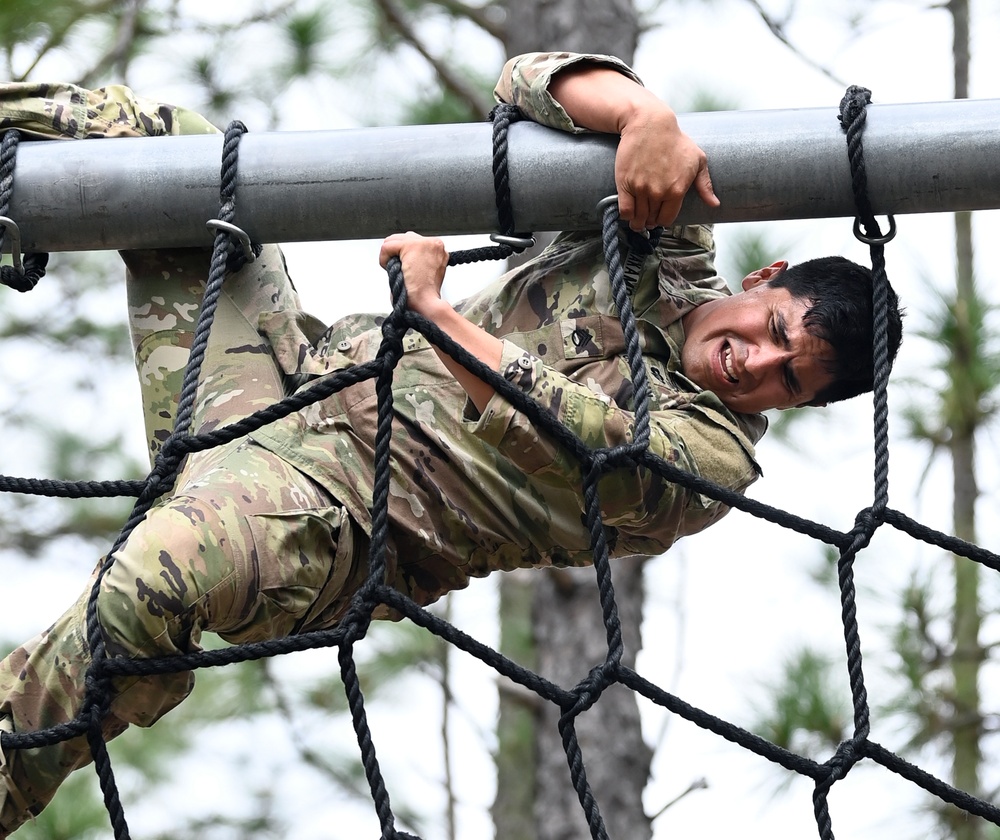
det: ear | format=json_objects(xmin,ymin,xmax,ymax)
[{"xmin": 741, "ymin": 260, "xmax": 789, "ymax": 291}]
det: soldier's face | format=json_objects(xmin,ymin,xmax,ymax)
[{"xmin": 680, "ymin": 264, "xmax": 836, "ymax": 414}]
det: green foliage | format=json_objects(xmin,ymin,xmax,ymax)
[
  {"xmin": 902, "ymin": 279, "xmax": 1000, "ymax": 445},
  {"xmin": 684, "ymin": 89, "xmax": 740, "ymax": 113},
  {"xmin": 404, "ymin": 73, "xmax": 495, "ymax": 124},
  {"xmin": 750, "ymin": 646, "xmax": 850, "ymax": 770},
  {"xmin": 716, "ymin": 225, "xmax": 793, "ymax": 291},
  {"xmin": 9, "ymin": 771, "xmax": 110, "ymax": 840},
  {"xmin": 881, "ymin": 569, "xmax": 951, "ymax": 752},
  {"xmin": 281, "ymin": 6, "xmax": 336, "ymax": 78},
  {"xmin": 0, "ymin": 0, "xmax": 109, "ymax": 79}
]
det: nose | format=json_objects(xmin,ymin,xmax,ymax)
[{"xmin": 745, "ymin": 344, "xmax": 791, "ymax": 380}]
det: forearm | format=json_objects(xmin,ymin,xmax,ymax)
[
  {"xmin": 495, "ymin": 50, "xmax": 717, "ymax": 229},
  {"xmin": 417, "ymin": 300, "xmax": 503, "ymax": 415},
  {"xmin": 469, "ymin": 357, "xmax": 758, "ymax": 547},
  {"xmin": 547, "ymin": 64, "xmax": 679, "ymax": 136},
  {"xmin": 494, "ymin": 52, "xmax": 642, "ymax": 133}
]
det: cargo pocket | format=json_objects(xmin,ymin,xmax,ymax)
[{"xmin": 232, "ymin": 504, "xmax": 353, "ymax": 641}]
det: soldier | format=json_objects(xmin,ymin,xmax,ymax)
[{"xmin": 0, "ymin": 52, "xmax": 902, "ymax": 833}]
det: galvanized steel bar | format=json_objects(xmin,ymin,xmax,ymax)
[{"xmin": 6, "ymin": 97, "xmax": 1000, "ymax": 253}]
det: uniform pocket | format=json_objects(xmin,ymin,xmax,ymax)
[{"xmin": 239, "ymin": 504, "xmax": 353, "ymax": 639}]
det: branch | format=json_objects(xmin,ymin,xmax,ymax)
[
  {"xmin": 261, "ymin": 661, "xmax": 374, "ymax": 802},
  {"xmin": 77, "ymin": 0, "xmax": 147, "ymax": 87},
  {"xmin": 650, "ymin": 777, "xmax": 709, "ymax": 821},
  {"xmin": 743, "ymin": 0, "xmax": 847, "ymax": 88},
  {"xmin": 14, "ymin": 0, "xmax": 123, "ymax": 82},
  {"xmin": 176, "ymin": 0, "xmax": 301, "ymax": 37},
  {"xmin": 373, "ymin": 0, "xmax": 493, "ymax": 118},
  {"xmin": 427, "ymin": 0, "xmax": 504, "ymax": 40}
]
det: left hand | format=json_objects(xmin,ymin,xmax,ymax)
[
  {"xmin": 379, "ymin": 232, "xmax": 450, "ymax": 315},
  {"xmin": 615, "ymin": 104, "xmax": 719, "ymax": 231},
  {"xmin": 380, "ymin": 231, "xmax": 502, "ymax": 413}
]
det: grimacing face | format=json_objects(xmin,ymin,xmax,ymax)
[{"xmin": 679, "ymin": 262, "xmax": 837, "ymax": 414}]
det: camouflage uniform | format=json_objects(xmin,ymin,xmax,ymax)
[{"xmin": 0, "ymin": 53, "xmax": 764, "ymax": 834}]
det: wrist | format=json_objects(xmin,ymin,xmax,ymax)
[
  {"xmin": 410, "ymin": 294, "xmax": 454, "ymax": 323},
  {"xmin": 616, "ymin": 90, "xmax": 678, "ymax": 136}
]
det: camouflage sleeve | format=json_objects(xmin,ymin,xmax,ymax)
[
  {"xmin": 656, "ymin": 224, "xmax": 731, "ymax": 294},
  {"xmin": 474, "ymin": 340, "xmax": 760, "ymax": 552},
  {"xmin": 494, "ymin": 51, "xmax": 643, "ymax": 133},
  {"xmin": 0, "ymin": 82, "xmax": 217, "ymax": 140}
]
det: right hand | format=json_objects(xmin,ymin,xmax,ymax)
[{"xmin": 378, "ymin": 232, "xmax": 450, "ymax": 317}]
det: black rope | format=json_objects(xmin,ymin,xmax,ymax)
[
  {"xmin": 448, "ymin": 104, "xmax": 535, "ymax": 266},
  {"xmin": 0, "ymin": 130, "xmax": 48, "ymax": 292},
  {"xmin": 2, "ymin": 87, "xmax": 1000, "ymax": 840}
]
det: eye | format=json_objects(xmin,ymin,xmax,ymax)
[{"xmin": 783, "ymin": 364, "xmax": 795, "ymax": 395}]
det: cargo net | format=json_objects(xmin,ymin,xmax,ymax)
[{"xmin": 1, "ymin": 93, "xmax": 999, "ymax": 840}]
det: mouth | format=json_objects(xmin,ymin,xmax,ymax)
[{"xmin": 719, "ymin": 341, "xmax": 738, "ymax": 384}]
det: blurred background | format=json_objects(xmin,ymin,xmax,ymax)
[{"xmin": 1, "ymin": 1, "xmax": 999, "ymax": 838}]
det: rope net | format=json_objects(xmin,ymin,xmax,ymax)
[{"xmin": 0, "ymin": 91, "xmax": 997, "ymax": 840}]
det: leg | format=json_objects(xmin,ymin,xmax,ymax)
[
  {"xmin": 124, "ymin": 243, "xmax": 302, "ymax": 462},
  {"xmin": 0, "ymin": 83, "xmax": 324, "ymax": 833},
  {"xmin": 0, "ymin": 440, "xmax": 363, "ymax": 835},
  {"xmin": 0, "ymin": 81, "xmax": 219, "ymax": 140},
  {"xmin": 0, "ymin": 81, "xmax": 303, "ymax": 460}
]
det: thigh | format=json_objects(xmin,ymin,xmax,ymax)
[
  {"xmin": 123, "ymin": 244, "xmax": 302, "ymax": 462},
  {"xmin": 101, "ymin": 441, "xmax": 358, "ymax": 656}
]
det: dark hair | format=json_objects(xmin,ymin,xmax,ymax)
[{"xmin": 768, "ymin": 256, "xmax": 904, "ymax": 405}]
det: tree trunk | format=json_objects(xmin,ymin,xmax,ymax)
[
  {"xmin": 501, "ymin": 0, "xmax": 639, "ymax": 61},
  {"xmin": 946, "ymin": 3, "xmax": 984, "ymax": 839},
  {"xmin": 532, "ymin": 559, "xmax": 652, "ymax": 840},
  {"xmin": 494, "ymin": 4, "xmax": 652, "ymax": 839}
]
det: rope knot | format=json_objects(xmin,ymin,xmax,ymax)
[
  {"xmin": 143, "ymin": 437, "xmax": 189, "ymax": 500},
  {"xmin": 838, "ymin": 85, "xmax": 872, "ymax": 130},
  {"xmin": 823, "ymin": 736, "xmax": 866, "ymax": 783},
  {"xmin": 850, "ymin": 506, "xmax": 882, "ymax": 546},
  {"xmin": 0, "ymin": 253, "xmax": 47, "ymax": 292},
  {"xmin": 563, "ymin": 661, "xmax": 617, "ymax": 720}
]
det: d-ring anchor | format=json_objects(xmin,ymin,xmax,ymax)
[
  {"xmin": 206, "ymin": 219, "xmax": 256, "ymax": 264},
  {"xmin": 597, "ymin": 195, "xmax": 619, "ymax": 215},
  {"xmin": 490, "ymin": 232, "xmax": 536, "ymax": 250},
  {"xmin": 0, "ymin": 216, "xmax": 24, "ymax": 275},
  {"xmin": 853, "ymin": 215, "xmax": 896, "ymax": 245}
]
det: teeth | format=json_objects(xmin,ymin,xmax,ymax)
[{"xmin": 723, "ymin": 346, "xmax": 737, "ymax": 382}]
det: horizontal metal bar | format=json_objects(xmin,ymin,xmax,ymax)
[{"xmin": 5, "ymin": 97, "xmax": 1000, "ymax": 253}]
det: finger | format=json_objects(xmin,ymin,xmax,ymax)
[
  {"xmin": 654, "ymin": 199, "xmax": 680, "ymax": 229},
  {"xmin": 695, "ymin": 165, "xmax": 720, "ymax": 208},
  {"xmin": 379, "ymin": 231, "xmax": 421, "ymax": 268},
  {"xmin": 626, "ymin": 192, "xmax": 652, "ymax": 232},
  {"xmin": 616, "ymin": 190, "xmax": 637, "ymax": 229},
  {"xmin": 378, "ymin": 238, "xmax": 399, "ymax": 269}
]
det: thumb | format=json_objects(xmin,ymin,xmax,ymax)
[{"xmin": 694, "ymin": 165, "xmax": 720, "ymax": 208}]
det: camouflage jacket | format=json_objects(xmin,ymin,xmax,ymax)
[{"xmin": 252, "ymin": 52, "xmax": 766, "ymax": 608}]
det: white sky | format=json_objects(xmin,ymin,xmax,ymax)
[{"xmin": 4, "ymin": 1, "xmax": 1000, "ymax": 838}]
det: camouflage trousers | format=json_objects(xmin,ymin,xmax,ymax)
[{"xmin": 0, "ymin": 84, "xmax": 365, "ymax": 834}]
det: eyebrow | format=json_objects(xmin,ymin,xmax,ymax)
[{"xmin": 774, "ymin": 310, "xmax": 802, "ymax": 396}]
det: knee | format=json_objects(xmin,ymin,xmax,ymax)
[{"xmin": 96, "ymin": 497, "xmax": 241, "ymax": 660}]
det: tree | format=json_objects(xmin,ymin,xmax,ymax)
[
  {"xmin": 897, "ymin": 3, "xmax": 995, "ymax": 836},
  {"xmin": 740, "ymin": 2, "xmax": 1000, "ymax": 838}
]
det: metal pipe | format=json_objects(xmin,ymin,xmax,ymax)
[{"xmin": 6, "ymin": 97, "xmax": 1000, "ymax": 253}]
